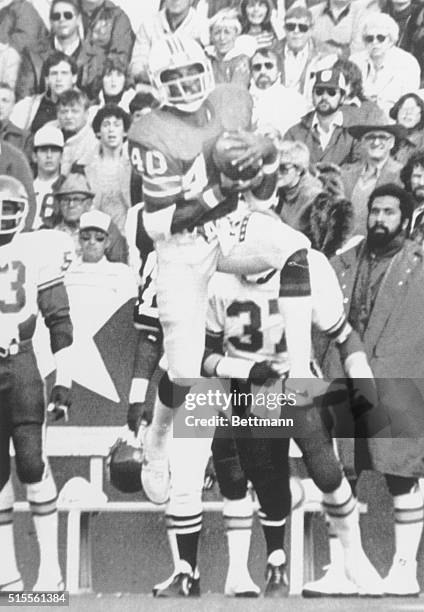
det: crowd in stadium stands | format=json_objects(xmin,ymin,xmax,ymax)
[{"xmin": 3, "ymin": 0, "xmax": 424, "ymax": 598}]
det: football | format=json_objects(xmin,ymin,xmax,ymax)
[{"xmin": 212, "ymin": 130, "xmax": 263, "ymax": 181}]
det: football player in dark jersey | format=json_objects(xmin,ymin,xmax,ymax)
[
  {"xmin": 203, "ymin": 251, "xmax": 384, "ymax": 598},
  {"xmin": 128, "ymin": 33, "xmax": 314, "ymax": 505}
]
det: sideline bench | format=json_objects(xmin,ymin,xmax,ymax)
[{"xmin": 12, "ymin": 428, "xmax": 367, "ymax": 595}]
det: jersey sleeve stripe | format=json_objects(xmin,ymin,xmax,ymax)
[
  {"xmin": 38, "ymin": 276, "xmax": 64, "ymax": 291},
  {"xmin": 143, "ymin": 184, "xmax": 182, "ymax": 198},
  {"xmin": 142, "ymin": 174, "xmax": 181, "ymax": 186}
]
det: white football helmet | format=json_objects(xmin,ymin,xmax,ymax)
[
  {"xmin": 0, "ymin": 175, "xmax": 28, "ymax": 237},
  {"xmin": 148, "ymin": 34, "xmax": 214, "ymax": 113}
]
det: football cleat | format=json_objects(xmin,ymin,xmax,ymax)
[
  {"xmin": 225, "ymin": 576, "xmax": 260, "ymax": 597},
  {"xmin": 148, "ymin": 34, "xmax": 214, "ymax": 113},
  {"xmin": 344, "ymin": 554, "xmax": 383, "ymax": 597},
  {"xmin": 264, "ymin": 563, "xmax": 289, "ymax": 598},
  {"xmin": 302, "ymin": 565, "xmax": 359, "ymax": 598},
  {"xmin": 383, "ymin": 556, "xmax": 420, "ymax": 597},
  {"xmin": 141, "ymin": 454, "xmax": 170, "ymax": 504},
  {"xmin": 153, "ymin": 572, "xmax": 199, "ymax": 597}
]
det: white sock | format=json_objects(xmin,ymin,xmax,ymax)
[
  {"xmin": 326, "ymin": 520, "xmax": 345, "ymax": 569},
  {"xmin": 27, "ymin": 476, "xmax": 61, "ymax": 580},
  {"xmin": 149, "ymin": 394, "xmax": 174, "ymax": 455},
  {"xmin": 0, "ymin": 479, "xmax": 20, "ymax": 585},
  {"xmin": 393, "ymin": 486, "xmax": 424, "ymax": 564},
  {"xmin": 224, "ymin": 496, "xmax": 253, "ymax": 582},
  {"xmin": 322, "ymin": 478, "xmax": 362, "ymax": 555}
]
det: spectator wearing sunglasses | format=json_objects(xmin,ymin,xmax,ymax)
[
  {"xmin": 16, "ymin": 0, "xmax": 107, "ymax": 102},
  {"xmin": 341, "ymin": 108, "xmax": 404, "ymax": 236},
  {"xmin": 0, "ymin": 0, "xmax": 48, "ymax": 56},
  {"xmin": 249, "ymin": 47, "xmax": 307, "ymax": 138},
  {"xmin": 311, "ymin": 0, "xmax": 379, "ymax": 57},
  {"xmin": 51, "ymin": 171, "xmax": 128, "ymax": 262},
  {"xmin": 350, "ymin": 13, "xmax": 420, "ymax": 115},
  {"xmin": 65, "ymin": 210, "xmax": 137, "ymax": 346},
  {"xmin": 285, "ymin": 68, "xmax": 359, "ymax": 166},
  {"xmin": 278, "ymin": 7, "xmax": 337, "ymax": 108}
]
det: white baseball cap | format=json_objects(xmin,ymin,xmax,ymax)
[
  {"xmin": 33, "ymin": 124, "xmax": 64, "ymax": 149},
  {"xmin": 79, "ymin": 210, "xmax": 111, "ymax": 234}
]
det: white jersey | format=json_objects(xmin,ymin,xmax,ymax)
[
  {"xmin": 0, "ymin": 230, "xmax": 74, "ymax": 347},
  {"xmin": 206, "ymin": 249, "xmax": 346, "ymax": 370}
]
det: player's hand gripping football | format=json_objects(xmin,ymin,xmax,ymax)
[
  {"xmin": 47, "ymin": 385, "xmax": 71, "ymax": 422},
  {"xmin": 229, "ymin": 129, "xmax": 277, "ymax": 172}
]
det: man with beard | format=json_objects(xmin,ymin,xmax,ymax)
[
  {"xmin": 285, "ymin": 68, "xmax": 359, "ymax": 166},
  {"xmin": 311, "ymin": 183, "xmax": 424, "ymax": 598},
  {"xmin": 400, "ymin": 149, "xmax": 424, "ymax": 236}
]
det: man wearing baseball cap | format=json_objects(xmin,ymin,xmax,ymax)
[
  {"xmin": 32, "ymin": 124, "xmax": 64, "ymax": 228},
  {"xmin": 285, "ymin": 68, "xmax": 359, "ymax": 166},
  {"xmin": 51, "ymin": 172, "xmax": 128, "ymax": 263}
]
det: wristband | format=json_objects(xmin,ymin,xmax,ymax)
[
  {"xmin": 54, "ymin": 346, "xmax": 72, "ymax": 389},
  {"xmin": 129, "ymin": 378, "xmax": 149, "ymax": 404},
  {"xmin": 215, "ymin": 357, "xmax": 255, "ymax": 379},
  {"xmin": 344, "ymin": 351, "xmax": 373, "ymax": 379}
]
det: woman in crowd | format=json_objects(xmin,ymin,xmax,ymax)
[
  {"xmin": 239, "ymin": 0, "xmax": 279, "ymax": 51},
  {"xmin": 350, "ymin": 13, "xmax": 420, "ymax": 114},
  {"xmin": 390, "ymin": 92, "xmax": 424, "ymax": 165},
  {"xmin": 88, "ymin": 57, "xmax": 136, "ymax": 121},
  {"xmin": 207, "ymin": 8, "xmax": 251, "ymax": 87}
]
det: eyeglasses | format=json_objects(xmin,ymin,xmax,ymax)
[
  {"xmin": 51, "ymin": 11, "xmax": 75, "ymax": 21},
  {"xmin": 314, "ymin": 86, "xmax": 338, "ymax": 97},
  {"xmin": 252, "ymin": 62, "xmax": 276, "ymax": 71},
  {"xmin": 363, "ymin": 34, "xmax": 387, "ymax": 44},
  {"xmin": 279, "ymin": 163, "xmax": 296, "ymax": 173},
  {"xmin": 363, "ymin": 133, "xmax": 392, "ymax": 142},
  {"xmin": 79, "ymin": 231, "xmax": 106, "ymax": 243},
  {"xmin": 58, "ymin": 195, "xmax": 89, "ymax": 205},
  {"xmin": 285, "ymin": 22, "xmax": 310, "ymax": 33}
]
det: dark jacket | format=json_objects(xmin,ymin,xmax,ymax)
[
  {"xmin": 0, "ymin": 0, "xmax": 48, "ymax": 54},
  {"xmin": 16, "ymin": 37, "xmax": 106, "ymax": 102},
  {"xmin": 0, "ymin": 118, "xmax": 31, "ymax": 155},
  {"xmin": 319, "ymin": 238, "xmax": 424, "ymax": 477},
  {"xmin": 81, "ymin": 0, "xmax": 135, "ymax": 77},
  {"xmin": 285, "ymin": 111, "xmax": 359, "ymax": 166}
]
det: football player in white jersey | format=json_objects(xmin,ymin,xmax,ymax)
[
  {"xmin": 0, "ymin": 176, "xmax": 73, "ymax": 592},
  {"xmin": 128, "ymin": 33, "xmax": 314, "ymax": 504},
  {"xmin": 202, "ymin": 250, "xmax": 384, "ymax": 597}
]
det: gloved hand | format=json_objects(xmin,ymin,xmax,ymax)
[
  {"xmin": 47, "ymin": 385, "xmax": 71, "ymax": 422},
  {"xmin": 248, "ymin": 360, "xmax": 280, "ymax": 386},
  {"xmin": 127, "ymin": 402, "xmax": 151, "ymax": 435}
]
